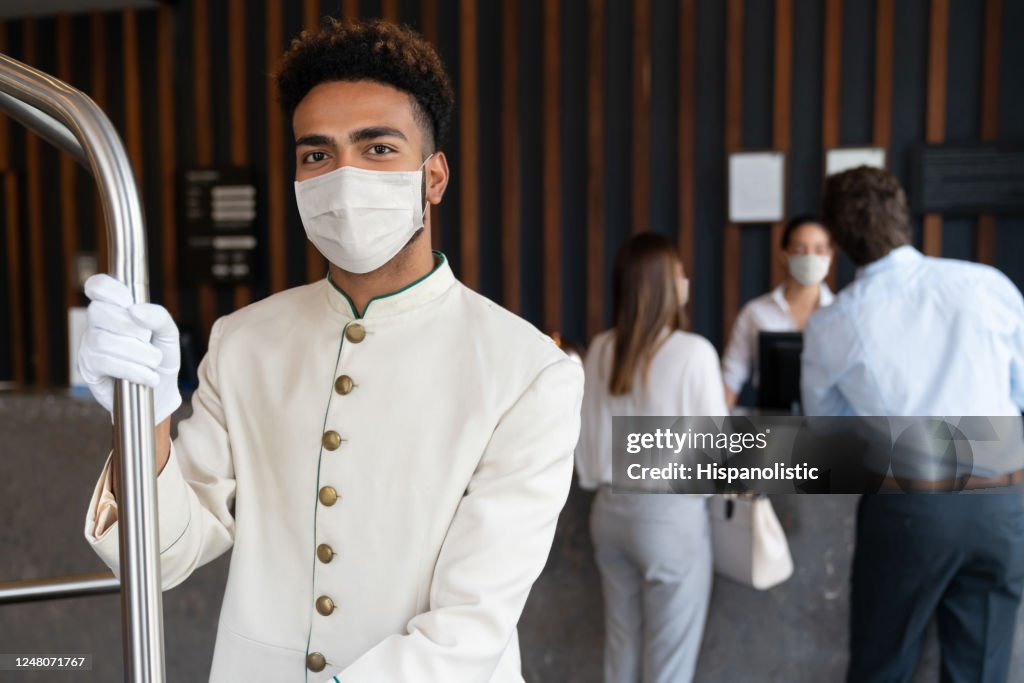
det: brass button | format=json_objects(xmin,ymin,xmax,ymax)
[
  {"xmin": 345, "ymin": 323, "xmax": 366, "ymax": 343},
  {"xmin": 317, "ymin": 543, "xmax": 334, "ymax": 564},
  {"xmin": 334, "ymin": 374, "xmax": 354, "ymax": 395},
  {"xmin": 316, "ymin": 595, "xmax": 335, "ymax": 616},
  {"xmin": 306, "ymin": 652, "xmax": 326, "ymax": 672},
  {"xmin": 318, "ymin": 486, "xmax": 338, "ymax": 506},
  {"xmin": 322, "ymin": 430, "xmax": 342, "ymax": 450}
]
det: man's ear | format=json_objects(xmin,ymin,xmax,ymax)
[{"xmin": 425, "ymin": 151, "xmax": 450, "ymax": 206}]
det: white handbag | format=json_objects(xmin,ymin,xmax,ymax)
[{"xmin": 708, "ymin": 493, "xmax": 794, "ymax": 590}]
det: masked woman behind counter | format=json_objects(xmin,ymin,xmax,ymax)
[{"xmin": 574, "ymin": 233, "xmax": 728, "ymax": 683}]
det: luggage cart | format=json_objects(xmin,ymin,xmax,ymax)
[{"xmin": 0, "ymin": 52, "xmax": 166, "ymax": 682}]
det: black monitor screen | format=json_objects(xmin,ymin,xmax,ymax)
[{"xmin": 758, "ymin": 331, "xmax": 803, "ymax": 412}]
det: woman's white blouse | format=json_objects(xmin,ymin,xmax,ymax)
[
  {"xmin": 720, "ymin": 283, "xmax": 834, "ymax": 393},
  {"xmin": 575, "ymin": 328, "xmax": 729, "ymax": 490}
]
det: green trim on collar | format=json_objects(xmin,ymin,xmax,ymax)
[{"xmin": 326, "ymin": 250, "xmax": 447, "ymax": 319}]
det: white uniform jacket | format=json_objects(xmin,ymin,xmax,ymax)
[{"xmin": 83, "ymin": 253, "xmax": 585, "ymax": 682}]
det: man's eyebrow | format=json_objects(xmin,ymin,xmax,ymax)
[
  {"xmin": 349, "ymin": 127, "xmax": 408, "ymax": 143},
  {"xmin": 295, "ymin": 134, "xmax": 336, "ymax": 147}
]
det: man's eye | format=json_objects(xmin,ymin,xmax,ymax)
[
  {"xmin": 305, "ymin": 151, "xmax": 327, "ymax": 163},
  {"xmin": 371, "ymin": 144, "xmax": 392, "ymax": 155}
]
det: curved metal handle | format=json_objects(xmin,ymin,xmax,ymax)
[{"xmin": 0, "ymin": 53, "xmax": 165, "ymax": 682}]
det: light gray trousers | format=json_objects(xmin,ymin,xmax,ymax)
[{"xmin": 589, "ymin": 487, "xmax": 713, "ymax": 683}]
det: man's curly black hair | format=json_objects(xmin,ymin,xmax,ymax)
[{"xmin": 275, "ymin": 18, "xmax": 455, "ymax": 153}]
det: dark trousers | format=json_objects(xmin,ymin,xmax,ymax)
[{"xmin": 848, "ymin": 493, "xmax": 1024, "ymax": 683}]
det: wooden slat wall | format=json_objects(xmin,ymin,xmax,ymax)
[
  {"xmin": 677, "ymin": 0, "xmax": 696, "ymax": 319},
  {"xmin": 228, "ymin": 0, "xmax": 251, "ymax": 307},
  {"xmin": 976, "ymin": 0, "xmax": 1002, "ymax": 265},
  {"xmin": 922, "ymin": 0, "xmax": 949, "ymax": 257},
  {"xmin": 56, "ymin": 15, "xmax": 77, "ymax": 316},
  {"xmin": 265, "ymin": 0, "xmax": 287, "ymax": 294},
  {"xmin": 769, "ymin": 0, "xmax": 792, "ymax": 288},
  {"xmin": 192, "ymin": 0, "xmax": 217, "ymax": 339},
  {"xmin": 89, "ymin": 13, "xmax": 108, "ymax": 275},
  {"xmin": 585, "ymin": 0, "xmax": 604, "ymax": 338},
  {"xmin": 542, "ymin": 0, "xmax": 561, "ymax": 331},
  {"xmin": 0, "ymin": 0, "xmax": 1020, "ymax": 386},
  {"xmin": 157, "ymin": 7, "xmax": 180, "ymax": 317},
  {"xmin": 500, "ymin": 0, "xmax": 520, "ymax": 314},
  {"xmin": 0, "ymin": 22, "xmax": 25, "ymax": 386},
  {"xmin": 630, "ymin": 0, "xmax": 650, "ymax": 235},
  {"xmin": 722, "ymin": 0, "xmax": 743, "ymax": 335},
  {"xmin": 23, "ymin": 19, "xmax": 49, "ymax": 386},
  {"xmin": 458, "ymin": 0, "xmax": 479, "ymax": 290}
]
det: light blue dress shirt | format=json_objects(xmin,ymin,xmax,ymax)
[{"xmin": 801, "ymin": 245, "xmax": 1024, "ymax": 418}]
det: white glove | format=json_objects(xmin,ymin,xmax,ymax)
[{"xmin": 78, "ymin": 273, "xmax": 182, "ymax": 424}]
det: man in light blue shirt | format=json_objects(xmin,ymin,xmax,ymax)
[{"xmin": 801, "ymin": 167, "xmax": 1024, "ymax": 683}]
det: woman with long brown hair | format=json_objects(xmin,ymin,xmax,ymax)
[{"xmin": 575, "ymin": 233, "xmax": 727, "ymax": 683}]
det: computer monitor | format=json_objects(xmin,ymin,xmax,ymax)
[{"xmin": 758, "ymin": 331, "xmax": 803, "ymax": 412}]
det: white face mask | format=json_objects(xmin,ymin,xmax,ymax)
[
  {"xmin": 294, "ymin": 156, "xmax": 431, "ymax": 274},
  {"xmin": 787, "ymin": 254, "xmax": 831, "ymax": 286}
]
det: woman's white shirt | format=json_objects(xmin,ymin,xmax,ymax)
[
  {"xmin": 575, "ymin": 328, "xmax": 729, "ymax": 490},
  {"xmin": 720, "ymin": 283, "xmax": 834, "ymax": 394}
]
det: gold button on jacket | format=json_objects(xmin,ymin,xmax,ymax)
[
  {"xmin": 316, "ymin": 595, "xmax": 336, "ymax": 616},
  {"xmin": 322, "ymin": 430, "xmax": 342, "ymax": 450},
  {"xmin": 334, "ymin": 374, "xmax": 354, "ymax": 395},
  {"xmin": 316, "ymin": 543, "xmax": 334, "ymax": 563},
  {"xmin": 318, "ymin": 486, "xmax": 338, "ymax": 506},
  {"xmin": 306, "ymin": 652, "xmax": 326, "ymax": 672},
  {"xmin": 345, "ymin": 323, "xmax": 366, "ymax": 343}
]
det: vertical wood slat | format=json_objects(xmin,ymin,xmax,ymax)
[
  {"xmin": 304, "ymin": 0, "xmax": 327, "ymax": 283},
  {"xmin": 822, "ymin": 0, "xmax": 841, "ymax": 291},
  {"xmin": 723, "ymin": 0, "xmax": 743, "ymax": 336},
  {"xmin": 23, "ymin": 19, "xmax": 49, "ymax": 385},
  {"xmin": 0, "ymin": 22, "xmax": 6, "ymax": 169},
  {"xmin": 677, "ymin": 0, "xmax": 696, "ymax": 320},
  {"xmin": 266, "ymin": 0, "xmax": 287, "ymax": 293},
  {"xmin": 57, "ymin": 15, "xmax": 78, "ymax": 317},
  {"xmin": 156, "ymin": 7, "xmax": 179, "ymax": 317},
  {"xmin": 631, "ymin": 0, "xmax": 650, "ymax": 234},
  {"xmin": 343, "ymin": 0, "xmax": 359, "ymax": 18},
  {"xmin": 421, "ymin": 0, "xmax": 442, "ymax": 250},
  {"xmin": 421, "ymin": 0, "xmax": 443, "ymax": 250},
  {"xmin": 459, "ymin": 0, "xmax": 479, "ymax": 289},
  {"xmin": 501, "ymin": 0, "xmax": 521, "ymax": 314},
  {"xmin": 873, "ymin": 0, "xmax": 894, "ymax": 150},
  {"xmin": 382, "ymin": 0, "xmax": 399, "ymax": 23},
  {"xmin": 90, "ymin": 13, "xmax": 108, "ymax": 275},
  {"xmin": 585, "ymin": 0, "xmax": 605, "ymax": 339},
  {"xmin": 542, "ymin": 0, "xmax": 561, "ymax": 331},
  {"xmin": 976, "ymin": 0, "xmax": 1002, "ymax": 265},
  {"xmin": 922, "ymin": 0, "xmax": 949, "ymax": 257},
  {"xmin": 193, "ymin": 0, "xmax": 217, "ymax": 338},
  {"xmin": 0, "ymin": 24, "xmax": 24, "ymax": 386},
  {"xmin": 123, "ymin": 11, "xmax": 143, "ymax": 184},
  {"xmin": 4, "ymin": 173, "xmax": 25, "ymax": 385},
  {"xmin": 228, "ymin": 0, "xmax": 251, "ymax": 307},
  {"xmin": 770, "ymin": 0, "xmax": 793, "ymax": 287}
]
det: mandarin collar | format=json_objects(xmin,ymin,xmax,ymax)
[
  {"xmin": 769, "ymin": 282, "xmax": 834, "ymax": 313},
  {"xmin": 324, "ymin": 251, "xmax": 455, "ymax": 320}
]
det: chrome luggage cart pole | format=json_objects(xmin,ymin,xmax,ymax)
[{"xmin": 0, "ymin": 53, "xmax": 166, "ymax": 682}]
